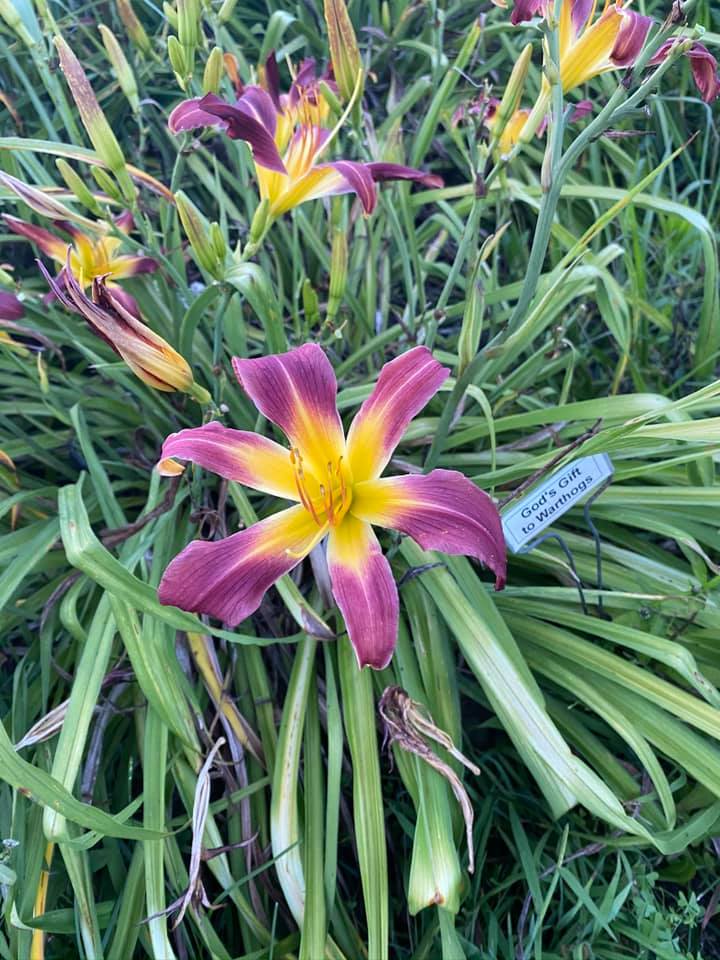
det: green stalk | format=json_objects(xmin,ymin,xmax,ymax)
[
  {"xmin": 338, "ymin": 638, "xmax": 388, "ymax": 960},
  {"xmin": 143, "ymin": 706, "xmax": 176, "ymax": 960}
]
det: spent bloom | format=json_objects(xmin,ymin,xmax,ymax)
[
  {"xmin": 39, "ymin": 261, "xmax": 204, "ymax": 398},
  {"xmin": 157, "ymin": 344, "xmax": 506, "ymax": 669},
  {"xmin": 5, "ymin": 210, "xmax": 156, "ymax": 317},
  {"xmin": 168, "ymin": 56, "xmax": 442, "ymax": 218}
]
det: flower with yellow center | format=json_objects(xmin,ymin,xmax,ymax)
[
  {"xmin": 4, "ymin": 211, "xmax": 156, "ymax": 316},
  {"xmin": 156, "ymin": 344, "xmax": 506, "ymax": 669},
  {"xmin": 168, "ymin": 58, "xmax": 442, "ymax": 219}
]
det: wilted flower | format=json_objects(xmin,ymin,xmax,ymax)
[
  {"xmin": 5, "ymin": 212, "xmax": 156, "ymax": 317},
  {"xmin": 39, "ymin": 259, "xmax": 206, "ymax": 399},
  {"xmin": 156, "ymin": 344, "xmax": 506, "ymax": 669},
  {"xmin": 168, "ymin": 56, "xmax": 442, "ymax": 218},
  {"xmin": 649, "ymin": 39, "xmax": 720, "ymax": 103}
]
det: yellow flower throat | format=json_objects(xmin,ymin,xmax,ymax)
[{"xmin": 290, "ymin": 447, "xmax": 352, "ymax": 527}]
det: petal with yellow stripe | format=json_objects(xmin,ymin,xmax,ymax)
[
  {"xmin": 346, "ymin": 346, "xmax": 449, "ymax": 483},
  {"xmin": 157, "ymin": 422, "xmax": 299, "ymax": 500},
  {"xmin": 159, "ymin": 504, "xmax": 324, "ymax": 625},
  {"xmin": 327, "ymin": 513, "xmax": 399, "ymax": 669},
  {"xmin": 351, "ymin": 468, "xmax": 507, "ymax": 587},
  {"xmin": 232, "ymin": 344, "xmax": 345, "ymax": 478}
]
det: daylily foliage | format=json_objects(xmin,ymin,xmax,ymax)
[{"xmin": 158, "ymin": 345, "xmax": 506, "ymax": 669}]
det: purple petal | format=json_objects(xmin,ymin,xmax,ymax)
[
  {"xmin": 327, "ymin": 515, "xmax": 399, "ymax": 670},
  {"xmin": 168, "ymin": 96, "xmax": 229, "ymax": 134},
  {"xmin": 158, "ymin": 505, "xmax": 322, "ymax": 625},
  {"xmin": 263, "ymin": 51, "xmax": 282, "ymax": 111},
  {"xmin": 326, "ymin": 160, "xmax": 377, "ymax": 214},
  {"xmin": 570, "ymin": 0, "xmax": 593, "ymax": 35},
  {"xmin": 687, "ymin": 43, "xmax": 720, "ymax": 103},
  {"xmin": 196, "ymin": 92, "xmax": 287, "ymax": 173},
  {"xmin": 346, "ymin": 346, "xmax": 449, "ymax": 482},
  {"xmin": 511, "ymin": 0, "xmax": 547, "ymax": 25},
  {"xmin": 610, "ymin": 9, "xmax": 653, "ymax": 68},
  {"xmin": 352, "ymin": 469, "xmax": 507, "ymax": 589},
  {"xmin": 158, "ymin": 421, "xmax": 298, "ymax": 499},
  {"xmin": 366, "ymin": 162, "xmax": 444, "ymax": 190}
]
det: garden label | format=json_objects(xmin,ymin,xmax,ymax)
[{"xmin": 502, "ymin": 453, "xmax": 614, "ymax": 553}]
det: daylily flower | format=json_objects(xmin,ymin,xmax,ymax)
[
  {"xmin": 156, "ymin": 344, "xmax": 506, "ymax": 669},
  {"xmin": 168, "ymin": 58, "xmax": 442, "ymax": 218},
  {"xmin": 512, "ymin": 0, "xmax": 653, "ymax": 139},
  {"xmin": 39, "ymin": 259, "xmax": 206, "ymax": 398},
  {"xmin": 649, "ymin": 40, "xmax": 720, "ymax": 103},
  {"xmin": 4, "ymin": 211, "xmax": 156, "ymax": 317}
]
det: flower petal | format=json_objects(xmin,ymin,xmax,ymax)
[
  {"xmin": 346, "ymin": 346, "xmax": 449, "ymax": 483},
  {"xmin": 686, "ymin": 44, "xmax": 720, "ymax": 103},
  {"xmin": 232, "ymin": 344, "xmax": 345, "ymax": 477},
  {"xmin": 326, "ymin": 160, "xmax": 377, "ymax": 214},
  {"xmin": 4, "ymin": 215, "xmax": 68, "ymax": 261},
  {"xmin": 366, "ymin": 162, "xmax": 444, "ymax": 190},
  {"xmin": 352, "ymin": 469, "xmax": 507, "ymax": 588},
  {"xmin": 168, "ymin": 96, "xmax": 229, "ymax": 134},
  {"xmin": 327, "ymin": 514, "xmax": 399, "ymax": 669},
  {"xmin": 158, "ymin": 505, "xmax": 323, "ymax": 625},
  {"xmin": 197, "ymin": 91, "xmax": 287, "ymax": 173},
  {"xmin": 107, "ymin": 253, "xmax": 159, "ymax": 279},
  {"xmin": 158, "ymin": 421, "xmax": 299, "ymax": 500},
  {"xmin": 610, "ymin": 9, "xmax": 653, "ymax": 68},
  {"xmin": 511, "ymin": 0, "xmax": 547, "ymax": 25}
]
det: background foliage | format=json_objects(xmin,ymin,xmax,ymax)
[{"xmin": 1, "ymin": 0, "xmax": 720, "ymax": 957}]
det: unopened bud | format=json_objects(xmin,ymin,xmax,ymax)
[
  {"xmin": 54, "ymin": 36, "xmax": 135, "ymax": 203},
  {"xmin": 302, "ymin": 279, "xmax": 320, "ymax": 328},
  {"xmin": 318, "ymin": 79, "xmax": 343, "ymax": 119},
  {"xmin": 324, "ymin": 0, "xmax": 363, "ymax": 104},
  {"xmin": 457, "ymin": 254, "xmax": 484, "ymax": 377},
  {"xmin": 202, "ymin": 46, "xmax": 224, "ymax": 94},
  {"xmin": 0, "ymin": 0, "xmax": 36, "ymax": 46},
  {"xmin": 175, "ymin": 190, "xmax": 224, "ymax": 278},
  {"xmin": 91, "ymin": 166, "xmax": 123, "ymax": 202},
  {"xmin": 217, "ymin": 0, "xmax": 239, "ymax": 23},
  {"xmin": 55, "ymin": 159, "xmax": 102, "ymax": 215},
  {"xmin": 489, "ymin": 42, "xmax": 532, "ymax": 150},
  {"xmin": 167, "ymin": 35, "xmax": 189, "ymax": 89},
  {"xmin": 326, "ymin": 226, "xmax": 347, "ymax": 327},
  {"xmin": 249, "ymin": 198, "xmax": 271, "ymax": 245},
  {"xmin": 209, "ymin": 221, "xmax": 227, "ymax": 263},
  {"xmin": 177, "ymin": 0, "xmax": 200, "ymax": 49},
  {"xmin": 163, "ymin": 2, "xmax": 178, "ymax": 29},
  {"xmin": 99, "ymin": 25, "xmax": 140, "ymax": 112},
  {"xmin": 116, "ymin": 0, "xmax": 152, "ymax": 54}
]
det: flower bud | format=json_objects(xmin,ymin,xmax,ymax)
[
  {"xmin": 326, "ymin": 225, "xmax": 347, "ymax": 328},
  {"xmin": 302, "ymin": 278, "xmax": 320, "ymax": 328},
  {"xmin": 54, "ymin": 36, "xmax": 135, "ymax": 203},
  {"xmin": 163, "ymin": 2, "xmax": 178, "ymax": 29},
  {"xmin": 457, "ymin": 254, "xmax": 484, "ymax": 377},
  {"xmin": 167, "ymin": 35, "xmax": 189, "ymax": 89},
  {"xmin": 323, "ymin": 0, "xmax": 363, "ymax": 104},
  {"xmin": 488, "ymin": 42, "xmax": 532, "ymax": 154},
  {"xmin": 175, "ymin": 190, "xmax": 225, "ymax": 278},
  {"xmin": 0, "ymin": 0, "xmax": 36, "ymax": 46},
  {"xmin": 91, "ymin": 166, "xmax": 123, "ymax": 202},
  {"xmin": 202, "ymin": 46, "xmax": 224, "ymax": 94},
  {"xmin": 99, "ymin": 24, "xmax": 140, "ymax": 112},
  {"xmin": 40, "ymin": 258, "xmax": 205, "ymax": 398},
  {"xmin": 217, "ymin": 0, "xmax": 239, "ymax": 23},
  {"xmin": 55, "ymin": 159, "xmax": 103, "ymax": 216},
  {"xmin": 116, "ymin": 0, "xmax": 151, "ymax": 54}
]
